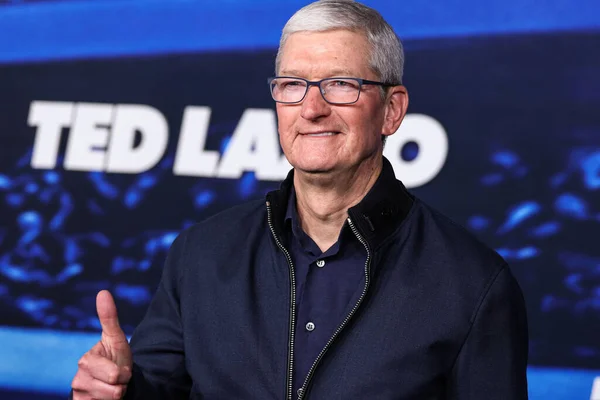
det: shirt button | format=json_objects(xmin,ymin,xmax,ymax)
[
  {"xmin": 305, "ymin": 322, "xmax": 315, "ymax": 332},
  {"xmin": 316, "ymin": 260, "xmax": 325, "ymax": 268}
]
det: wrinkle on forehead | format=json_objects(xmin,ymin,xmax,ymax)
[
  {"xmin": 279, "ymin": 67, "xmax": 355, "ymax": 77},
  {"xmin": 277, "ymin": 30, "xmax": 373, "ymax": 79}
]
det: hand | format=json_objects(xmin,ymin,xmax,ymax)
[{"xmin": 72, "ymin": 290, "xmax": 133, "ymax": 400}]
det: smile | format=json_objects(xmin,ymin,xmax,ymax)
[{"xmin": 303, "ymin": 132, "xmax": 339, "ymax": 137}]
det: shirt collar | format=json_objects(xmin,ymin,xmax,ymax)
[
  {"xmin": 284, "ymin": 186, "xmax": 347, "ymax": 257},
  {"xmin": 284, "ymin": 186, "xmax": 303, "ymax": 239},
  {"xmin": 266, "ymin": 156, "xmax": 414, "ymax": 252}
]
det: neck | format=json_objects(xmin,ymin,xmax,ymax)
[{"xmin": 293, "ymin": 156, "xmax": 382, "ymax": 252}]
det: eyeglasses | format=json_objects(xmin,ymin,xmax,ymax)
[{"xmin": 268, "ymin": 77, "xmax": 399, "ymax": 105}]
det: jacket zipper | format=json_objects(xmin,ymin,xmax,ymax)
[
  {"xmin": 266, "ymin": 201, "xmax": 297, "ymax": 400},
  {"xmin": 296, "ymin": 216, "xmax": 372, "ymax": 400}
]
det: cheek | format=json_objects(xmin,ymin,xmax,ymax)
[
  {"xmin": 276, "ymin": 108, "xmax": 295, "ymax": 134},
  {"xmin": 342, "ymin": 111, "xmax": 372, "ymax": 136},
  {"xmin": 345, "ymin": 111, "xmax": 383, "ymax": 147}
]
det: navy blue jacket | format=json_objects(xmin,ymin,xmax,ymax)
[{"xmin": 121, "ymin": 157, "xmax": 528, "ymax": 399}]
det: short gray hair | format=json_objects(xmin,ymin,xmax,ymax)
[{"xmin": 275, "ymin": 0, "xmax": 404, "ymax": 85}]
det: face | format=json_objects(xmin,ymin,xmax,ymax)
[{"xmin": 276, "ymin": 29, "xmax": 407, "ymax": 176}]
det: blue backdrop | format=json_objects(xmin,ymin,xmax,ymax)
[{"xmin": 1, "ymin": 0, "xmax": 599, "ymax": 399}]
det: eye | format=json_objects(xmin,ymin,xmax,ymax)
[
  {"xmin": 278, "ymin": 79, "xmax": 306, "ymax": 91},
  {"xmin": 325, "ymin": 79, "xmax": 359, "ymax": 90},
  {"xmin": 332, "ymin": 80, "xmax": 351, "ymax": 86}
]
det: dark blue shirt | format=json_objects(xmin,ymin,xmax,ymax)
[{"xmin": 285, "ymin": 188, "xmax": 367, "ymax": 395}]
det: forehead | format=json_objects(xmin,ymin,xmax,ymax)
[{"xmin": 278, "ymin": 30, "xmax": 372, "ymax": 77}]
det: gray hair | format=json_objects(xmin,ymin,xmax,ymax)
[{"xmin": 275, "ymin": 0, "xmax": 404, "ymax": 85}]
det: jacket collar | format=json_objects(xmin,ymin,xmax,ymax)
[{"xmin": 266, "ymin": 156, "xmax": 414, "ymax": 251}]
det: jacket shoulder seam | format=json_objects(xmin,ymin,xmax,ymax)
[{"xmin": 448, "ymin": 262, "xmax": 508, "ymax": 371}]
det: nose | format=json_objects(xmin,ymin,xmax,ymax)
[{"xmin": 300, "ymin": 85, "xmax": 331, "ymax": 121}]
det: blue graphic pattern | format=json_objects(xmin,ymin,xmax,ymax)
[{"xmin": 0, "ymin": 1, "xmax": 599, "ymax": 398}]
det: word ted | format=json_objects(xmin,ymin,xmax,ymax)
[{"xmin": 28, "ymin": 101, "xmax": 448, "ymax": 188}]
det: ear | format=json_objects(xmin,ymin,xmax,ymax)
[{"xmin": 382, "ymin": 85, "xmax": 409, "ymax": 136}]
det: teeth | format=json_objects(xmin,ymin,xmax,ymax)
[{"xmin": 308, "ymin": 132, "xmax": 336, "ymax": 137}]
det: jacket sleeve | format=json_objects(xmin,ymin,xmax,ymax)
[
  {"xmin": 446, "ymin": 264, "xmax": 529, "ymax": 400},
  {"xmin": 123, "ymin": 230, "xmax": 192, "ymax": 399}
]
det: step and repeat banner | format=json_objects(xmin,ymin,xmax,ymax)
[{"xmin": 0, "ymin": 0, "xmax": 599, "ymax": 399}]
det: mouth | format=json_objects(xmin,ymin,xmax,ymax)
[{"xmin": 301, "ymin": 131, "xmax": 340, "ymax": 137}]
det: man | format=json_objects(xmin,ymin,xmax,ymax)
[{"xmin": 71, "ymin": 1, "xmax": 529, "ymax": 399}]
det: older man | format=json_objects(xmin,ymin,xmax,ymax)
[{"xmin": 71, "ymin": 1, "xmax": 529, "ymax": 399}]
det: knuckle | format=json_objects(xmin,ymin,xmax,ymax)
[
  {"xmin": 71, "ymin": 373, "xmax": 83, "ymax": 390},
  {"xmin": 71, "ymin": 392, "xmax": 86, "ymax": 400},
  {"xmin": 113, "ymin": 386, "xmax": 125, "ymax": 399},
  {"xmin": 107, "ymin": 368, "xmax": 119, "ymax": 384}
]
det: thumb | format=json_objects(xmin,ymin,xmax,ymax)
[{"xmin": 96, "ymin": 290, "xmax": 126, "ymax": 339}]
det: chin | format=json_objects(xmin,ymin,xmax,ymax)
[
  {"xmin": 293, "ymin": 160, "xmax": 339, "ymax": 175},
  {"xmin": 299, "ymin": 167, "xmax": 333, "ymax": 175}
]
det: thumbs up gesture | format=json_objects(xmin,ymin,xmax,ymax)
[{"xmin": 72, "ymin": 290, "xmax": 133, "ymax": 400}]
